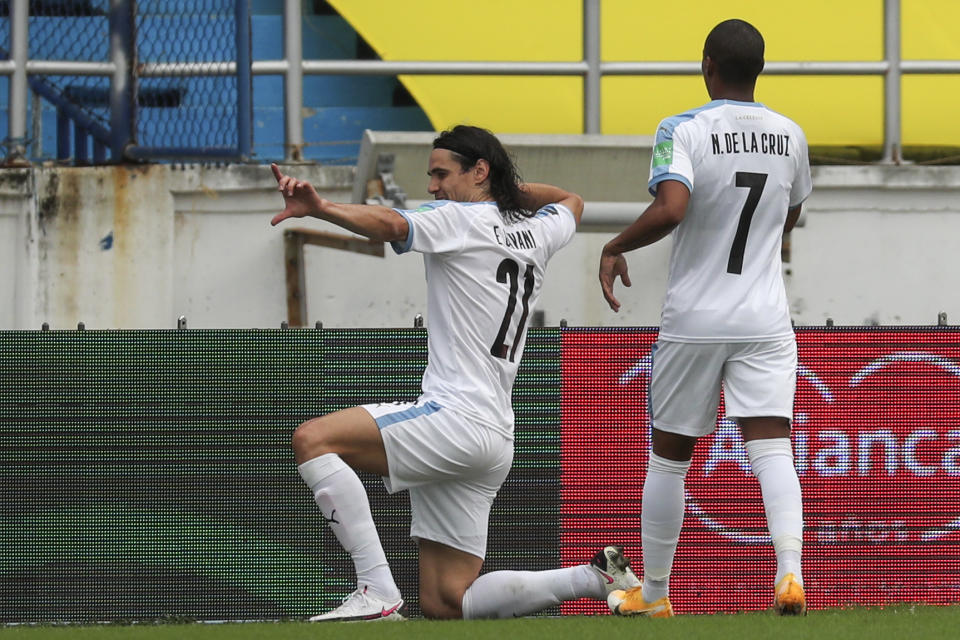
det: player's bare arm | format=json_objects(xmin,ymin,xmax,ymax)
[
  {"xmin": 599, "ymin": 179, "xmax": 690, "ymax": 312},
  {"xmin": 519, "ymin": 182, "xmax": 585, "ymax": 225},
  {"xmin": 270, "ymin": 163, "xmax": 409, "ymax": 242},
  {"xmin": 784, "ymin": 204, "xmax": 803, "ymax": 233}
]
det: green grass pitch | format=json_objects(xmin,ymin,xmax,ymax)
[{"xmin": 3, "ymin": 605, "xmax": 960, "ymax": 640}]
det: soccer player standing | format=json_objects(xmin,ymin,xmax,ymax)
[
  {"xmin": 599, "ymin": 20, "xmax": 812, "ymax": 616},
  {"xmin": 272, "ymin": 125, "xmax": 640, "ymax": 620}
]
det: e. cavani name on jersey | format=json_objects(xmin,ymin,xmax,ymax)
[
  {"xmin": 492, "ymin": 203, "xmax": 566, "ymax": 250},
  {"xmin": 493, "ymin": 226, "xmax": 538, "ymax": 250}
]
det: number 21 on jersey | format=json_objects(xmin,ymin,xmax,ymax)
[{"xmin": 490, "ymin": 258, "xmax": 534, "ymax": 362}]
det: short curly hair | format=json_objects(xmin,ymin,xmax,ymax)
[{"xmin": 703, "ymin": 19, "xmax": 765, "ymax": 85}]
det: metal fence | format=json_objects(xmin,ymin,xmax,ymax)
[
  {"xmin": 132, "ymin": 0, "xmax": 251, "ymax": 159},
  {"xmin": 0, "ymin": 0, "xmax": 251, "ymax": 164},
  {"xmin": 1, "ymin": 0, "xmax": 958, "ymax": 164}
]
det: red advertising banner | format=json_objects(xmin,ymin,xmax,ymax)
[{"xmin": 561, "ymin": 328, "xmax": 960, "ymax": 614}]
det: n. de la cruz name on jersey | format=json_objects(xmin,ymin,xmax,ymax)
[
  {"xmin": 492, "ymin": 225, "xmax": 538, "ymax": 250},
  {"xmin": 711, "ymin": 131, "xmax": 791, "ymax": 156}
]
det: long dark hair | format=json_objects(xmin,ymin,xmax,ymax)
[
  {"xmin": 703, "ymin": 19, "xmax": 765, "ymax": 86},
  {"xmin": 432, "ymin": 125, "xmax": 531, "ymax": 222}
]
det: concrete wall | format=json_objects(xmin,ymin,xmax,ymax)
[
  {"xmin": 0, "ymin": 170, "xmax": 34, "ymax": 330},
  {"xmin": 1, "ymin": 164, "xmax": 353, "ymax": 330},
  {"xmin": 789, "ymin": 166, "xmax": 960, "ymax": 326},
  {"xmin": 1, "ymin": 160, "xmax": 959, "ymax": 330}
]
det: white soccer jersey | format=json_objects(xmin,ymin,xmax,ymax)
[
  {"xmin": 649, "ymin": 99, "xmax": 812, "ymax": 342},
  {"xmin": 391, "ymin": 200, "xmax": 576, "ymax": 436}
]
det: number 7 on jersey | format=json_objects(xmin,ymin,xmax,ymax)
[{"xmin": 727, "ymin": 171, "xmax": 768, "ymax": 275}]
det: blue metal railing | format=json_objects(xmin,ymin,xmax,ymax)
[
  {"xmin": 4, "ymin": 0, "xmax": 960, "ymax": 165},
  {"xmin": 0, "ymin": 0, "xmax": 252, "ymax": 164}
]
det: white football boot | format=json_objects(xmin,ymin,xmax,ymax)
[
  {"xmin": 308, "ymin": 585, "xmax": 405, "ymax": 622},
  {"xmin": 589, "ymin": 545, "xmax": 642, "ymax": 595}
]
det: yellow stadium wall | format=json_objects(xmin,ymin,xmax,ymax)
[{"xmin": 327, "ymin": 0, "xmax": 959, "ymax": 150}]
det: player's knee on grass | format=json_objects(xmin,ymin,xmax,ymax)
[
  {"xmin": 419, "ymin": 584, "xmax": 467, "ymax": 619},
  {"xmin": 419, "ymin": 599, "xmax": 462, "ymax": 620}
]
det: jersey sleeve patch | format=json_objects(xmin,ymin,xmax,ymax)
[
  {"xmin": 649, "ymin": 110, "xmax": 700, "ymax": 197},
  {"xmin": 652, "ymin": 140, "xmax": 674, "ymax": 168}
]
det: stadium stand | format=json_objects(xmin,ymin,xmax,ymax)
[{"xmin": 0, "ymin": 0, "xmax": 432, "ymax": 164}]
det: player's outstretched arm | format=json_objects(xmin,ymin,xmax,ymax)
[
  {"xmin": 270, "ymin": 163, "xmax": 408, "ymax": 242},
  {"xmin": 598, "ymin": 179, "xmax": 690, "ymax": 312},
  {"xmin": 519, "ymin": 183, "xmax": 584, "ymax": 225}
]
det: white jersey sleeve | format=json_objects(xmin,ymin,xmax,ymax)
[
  {"xmin": 650, "ymin": 118, "xmax": 695, "ymax": 196},
  {"xmin": 530, "ymin": 202, "xmax": 577, "ymax": 255},
  {"xmin": 390, "ymin": 200, "xmax": 473, "ymax": 255},
  {"xmin": 789, "ymin": 128, "xmax": 813, "ymax": 208}
]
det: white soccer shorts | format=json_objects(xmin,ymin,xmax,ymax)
[
  {"xmin": 362, "ymin": 399, "xmax": 513, "ymax": 559},
  {"xmin": 648, "ymin": 338, "xmax": 797, "ymax": 437}
]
